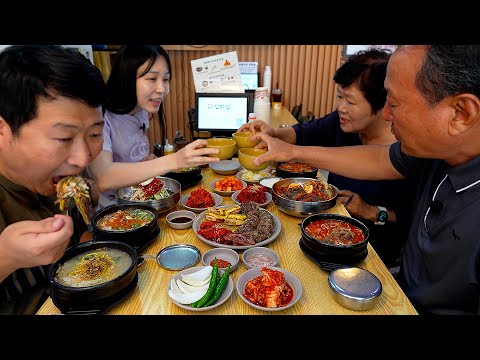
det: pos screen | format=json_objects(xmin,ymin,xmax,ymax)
[{"xmin": 195, "ymin": 93, "xmax": 250, "ymax": 134}]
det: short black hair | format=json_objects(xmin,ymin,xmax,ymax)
[
  {"xmin": 105, "ymin": 45, "xmax": 172, "ymax": 114},
  {"xmin": 0, "ymin": 45, "xmax": 106, "ymax": 135},
  {"xmin": 333, "ymin": 48, "xmax": 391, "ymax": 114}
]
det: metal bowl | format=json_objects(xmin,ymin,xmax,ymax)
[
  {"xmin": 271, "ymin": 177, "xmax": 337, "ymax": 217},
  {"xmin": 328, "ymin": 267, "xmax": 382, "ymax": 311},
  {"xmin": 115, "ymin": 176, "xmax": 181, "ymax": 213}
]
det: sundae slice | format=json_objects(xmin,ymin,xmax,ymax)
[{"xmin": 55, "ymin": 175, "xmax": 91, "ymax": 224}]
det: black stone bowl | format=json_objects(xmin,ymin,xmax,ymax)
[
  {"xmin": 92, "ymin": 203, "xmax": 159, "ymax": 251},
  {"xmin": 164, "ymin": 166, "xmax": 202, "ymax": 188},
  {"xmin": 275, "ymin": 162, "xmax": 318, "ymax": 179},
  {"xmin": 300, "ymin": 214, "xmax": 369, "ymax": 260},
  {"xmin": 48, "ymin": 240, "xmax": 138, "ymax": 314}
]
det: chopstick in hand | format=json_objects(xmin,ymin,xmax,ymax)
[{"xmin": 339, "ymin": 194, "xmax": 354, "ymax": 207}]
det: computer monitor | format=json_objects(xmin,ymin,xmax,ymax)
[
  {"xmin": 240, "ymin": 73, "xmax": 259, "ymax": 90},
  {"xmin": 195, "ymin": 93, "xmax": 251, "ymax": 137}
]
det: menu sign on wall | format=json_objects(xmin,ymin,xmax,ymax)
[{"xmin": 191, "ymin": 51, "xmax": 244, "ymax": 93}]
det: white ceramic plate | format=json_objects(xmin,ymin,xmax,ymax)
[
  {"xmin": 192, "ymin": 207, "xmax": 281, "ymax": 250},
  {"xmin": 209, "ymin": 160, "xmax": 242, "ymax": 175},
  {"xmin": 181, "ymin": 192, "xmax": 222, "ymax": 213},
  {"xmin": 167, "ymin": 266, "xmax": 234, "ymax": 312},
  {"xmin": 236, "ymin": 169, "xmax": 273, "ymax": 185},
  {"xmin": 236, "ymin": 266, "xmax": 302, "ymax": 312},
  {"xmin": 231, "ymin": 189, "xmax": 272, "ymax": 208},
  {"xmin": 210, "ymin": 179, "xmax": 247, "ymax": 196}
]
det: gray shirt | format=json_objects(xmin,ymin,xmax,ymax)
[
  {"xmin": 97, "ymin": 109, "xmax": 151, "ymax": 208},
  {"xmin": 390, "ymin": 142, "xmax": 480, "ymax": 314}
]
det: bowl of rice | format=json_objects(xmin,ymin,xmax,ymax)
[{"xmin": 115, "ymin": 176, "xmax": 181, "ymax": 213}]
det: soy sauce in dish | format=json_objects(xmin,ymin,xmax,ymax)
[{"xmin": 170, "ymin": 217, "xmax": 193, "ymax": 224}]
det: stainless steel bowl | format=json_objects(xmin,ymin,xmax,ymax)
[
  {"xmin": 271, "ymin": 177, "xmax": 337, "ymax": 217},
  {"xmin": 115, "ymin": 176, "xmax": 181, "ymax": 213},
  {"xmin": 328, "ymin": 267, "xmax": 382, "ymax": 311}
]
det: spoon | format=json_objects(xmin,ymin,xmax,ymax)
[{"xmin": 137, "ymin": 254, "xmax": 157, "ymax": 266}]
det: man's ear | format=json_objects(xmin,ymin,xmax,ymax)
[
  {"xmin": 449, "ymin": 94, "xmax": 480, "ymax": 135},
  {"xmin": 0, "ymin": 116, "xmax": 8, "ymax": 136}
]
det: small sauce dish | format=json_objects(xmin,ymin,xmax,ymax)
[
  {"xmin": 166, "ymin": 210, "xmax": 196, "ymax": 230},
  {"xmin": 202, "ymin": 248, "xmax": 239, "ymax": 272},
  {"xmin": 242, "ymin": 247, "xmax": 279, "ymax": 270}
]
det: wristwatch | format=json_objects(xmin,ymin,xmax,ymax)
[{"xmin": 375, "ymin": 206, "xmax": 388, "ymax": 226}]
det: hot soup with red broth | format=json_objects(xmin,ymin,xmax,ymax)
[{"xmin": 305, "ymin": 219, "xmax": 365, "ymax": 246}]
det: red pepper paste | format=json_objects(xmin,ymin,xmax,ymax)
[{"xmin": 210, "ymin": 258, "xmax": 231, "ymax": 268}]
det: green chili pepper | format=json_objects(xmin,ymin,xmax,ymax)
[
  {"xmin": 192, "ymin": 259, "xmax": 219, "ymax": 308},
  {"xmin": 204, "ymin": 265, "xmax": 230, "ymax": 307}
]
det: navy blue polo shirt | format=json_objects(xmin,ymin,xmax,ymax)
[{"xmin": 390, "ymin": 142, "xmax": 480, "ymax": 314}]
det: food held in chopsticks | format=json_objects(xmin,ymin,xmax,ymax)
[{"xmin": 55, "ymin": 175, "xmax": 91, "ymax": 224}]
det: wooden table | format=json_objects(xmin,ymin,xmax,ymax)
[
  {"xmin": 37, "ymin": 165, "xmax": 417, "ymax": 315},
  {"xmin": 269, "ymin": 106, "xmax": 298, "ymax": 127}
]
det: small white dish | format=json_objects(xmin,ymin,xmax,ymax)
[
  {"xmin": 209, "ymin": 160, "xmax": 242, "ymax": 175},
  {"xmin": 231, "ymin": 189, "xmax": 272, "ymax": 208},
  {"xmin": 236, "ymin": 169, "xmax": 272, "ymax": 185},
  {"xmin": 166, "ymin": 210, "xmax": 196, "ymax": 230},
  {"xmin": 236, "ymin": 266, "xmax": 302, "ymax": 312},
  {"xmin": 210, "ymin": 178, "xmax": 247, "ymax": 196},
  {"xmin": 202, "ymin": 248, "xmax": 239, "ymax": 272},
  {"xmin": 181, "ymin": 192, "xmax": 222, "ymax": 213},
  {"xmin": 242, "ymin": 246, "xmax": 279, "ymax": 270},
  {"xmin": 168, "ymin": 266, "xmax": 234, "ymax": 312}
]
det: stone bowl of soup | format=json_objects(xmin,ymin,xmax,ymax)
[
  {"xmin": 92, "ymin": 203, "xmax": 159, "ymax": 251},
  {"xmin": 115, "ymin": 176, "xmax": 181, "ymax": 213},
  {"xmin": 300, "ymin": 213, "xmax": 369, "ymax": 262},
  {"xmin": 163, "ymin": 166, "xmax": 202, "ymax": 189},
  {"xmin": 48, "ymin": 240, "xmax": 138, "ymax": 314},
  {"xmin": 275, "ymin": 162, "xmax": 318, "ymax": 179}
]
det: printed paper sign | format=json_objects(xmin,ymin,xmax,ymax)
[
  {"xmin": 191, "ymin": 51, "xmax": 244, "ymax": 93},
  {"xmin": 239, "ymin": 61, "xmax": 258, "ymax": 74}
]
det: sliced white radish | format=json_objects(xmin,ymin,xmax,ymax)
[
  {"xmin": 176, "ymin": 279, "xmax": 209, "ymax": 293},
  {"xmin": 168, "ymin": 288, "xmax": 207, "ymax": 305},
  {"xmin": 170, "ymin": 278, "xmax": 184, "ymax": 295},
  {"xmin": 181, "ymin": 274, "xmax": 211, "ymax": 287},
  {"xmin": 181, "ymin": 266, "xmax": 212, "ymax": 283}
]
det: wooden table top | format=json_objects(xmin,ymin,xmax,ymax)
[{"xmin": 37, "ymin": 162, "xmax": 417, "ymax": 315}]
